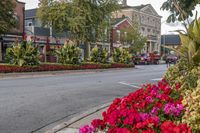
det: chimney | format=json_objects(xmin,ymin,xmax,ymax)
[{"xmin": 122, "ymin": 0, "xmax": 127, "ymax": 6}]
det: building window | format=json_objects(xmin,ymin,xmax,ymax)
[
  {"xmin": 142, "ymin": 27, "xmax": 145, "ymax": 31},
  {"xmin": 116, "ymin": 30, "xmax": 120, "ymax": 42},
  {"xmin": 28, "ymin": 22, "xmax": 32, "ymax": 26},
  {"xmin": 148, "ymin": 29, "xmax": 151, "ymax": 32}
]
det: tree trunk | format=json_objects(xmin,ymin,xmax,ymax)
[
  {"xmin": 0, "ymin": 36, "xmax": 3, "ymax": 62},
  {"xmin": 84, "ymin": 41, "xmax": 91, "ymax": 60}
]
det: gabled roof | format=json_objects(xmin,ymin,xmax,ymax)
[
  {"xmin": 120, "ymin": 4, "xmax": 161, "ymax": 17},
  {"xmin": 161, "ymin": 35, "xmax": 181, "ymax": 45},
  {"xmin": 120, "ymin": 4, "xmax": 149, "ymax": 10},
  {"xmin": 112, "ymin": 17, "xmax": 126, "ymax": 26},
  {"xmin": 133, "ymin": 4, "xmax": 148, "ymax": 10},
  {"xmin": 16, "ymin": 0, "xmax": 25, "ymax": 4},
  {"xmin": 111, "ymin": 17, "xmax": 132, "ymax": 27},
  {"xmin": 25, "ymin": 8, "xmax": 37, "ymax": 19}
]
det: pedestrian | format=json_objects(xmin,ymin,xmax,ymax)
[{"xmin": 166, "ymin": 59, "xmax": 172, "ymax": 68}]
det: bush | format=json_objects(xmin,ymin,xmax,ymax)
[
  {"xmin": 164, "ymin": 59, "xmax": 199, "ymax": 92},
  {"xmin": 112, "ymin": 47, "xmax": 132, "ymax": 64},
  {"xmin": 90, "ymin": 47, "xmax": 108, "ymax": 64},
  {"xmin": 182, "ymin": 79, "xmax": 200, "ymax": 132},
  {"xmin": 79, "ymin": 80, "xmax": 191, "ymax": 133},
  {"xmin": 6, "ymin": 42, "xmax": 40, "ymax": 67},
  {"xmin": 55, "ymin": 41, "xmax": 81, "ymax": 64}
]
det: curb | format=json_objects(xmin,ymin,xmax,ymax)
[
  {"xmin": 0, "ymin": 68, "xmax": 134, "ymax": 80},
  {"xmin": 45, "ymin": 102, "xmax": 112, "ymax": 133}
]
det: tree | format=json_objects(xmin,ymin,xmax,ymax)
[
  {"xmin": 0, "ymin": 0, "xmax": 17, "ymax": 34},
  {"xmin": 161, "ymin": 0, "xmax": 200, "ymax": 22},
  {"xmin": 121, "ymin": 26, "xmax": 147, "ymax": 54},
  {"xmin": 37, "ymin": 0, "xmax": 120, "ymax": 58}
]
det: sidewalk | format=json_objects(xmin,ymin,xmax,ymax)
[{"xmin": 45, "ymin": 103, "xmax": 111, "ymax": 133}]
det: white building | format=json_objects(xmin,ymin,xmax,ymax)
[{"xmin": 113, "ymin": 0, "xmax": 162, "ymax": 54}]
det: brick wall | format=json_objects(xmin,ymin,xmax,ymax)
[
  {"xmin": 12, "ymin": 0, "xmax": 25, "ymax": 34},
  {"xmin": 112, "ymin": 20, "xmax": 132, "ymax": 44}
]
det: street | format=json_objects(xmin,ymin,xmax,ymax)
[{"xmin": 0, "ymin": 65, "xmax": 167, "ymax": 133}]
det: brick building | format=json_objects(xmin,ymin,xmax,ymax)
[
  {"xmin": 0, "ymin": 0, "xmax": 25, "ymax": 61},
  {"xmin": 111, "ymin": 17, "xmax": 133, "ymax": 48},
  {"xmin": 113, "ymin": 0, "xmax": 162, "ymax": 54}
]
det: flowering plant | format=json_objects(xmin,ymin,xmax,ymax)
[{"xmin": 79, "ymin": 80, "xmax": 191, "ymax": 133}]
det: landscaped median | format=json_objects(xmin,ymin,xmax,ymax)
[{"xmin": 0, "ymin": 63, "xmax": 134, "ymax": 73}]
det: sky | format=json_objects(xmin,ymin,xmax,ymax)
[{"xmin": 20, "ymin": 0, "xmax": 199, "ymax": 35}]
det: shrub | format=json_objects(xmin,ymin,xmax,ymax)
[
  {"xmin": 90, "ymin": 47, "xmax": 108, "ymax": 64},
  {"xmin": 6, "ymin": 42, "xmax": 40, "ymax": 66},
  {"xmin": 112, "ymin": 47, "xmax": 132, "ymax": 64},
  {"xmin": 55, "ymin": 41, "xmax": 81, "ymax": 64},
  {"xmin": 165, "ymin": 60, "xmax": 199, "ymax": 92},
  {"xmin": 182, "ymin": 79, "xmax": 200, "ymax": 132}
]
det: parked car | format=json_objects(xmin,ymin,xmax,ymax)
[
  {"xmin": 134, "ymin": 53, "xmax": 160, "ymax": 65},
  {"xmin": 166, "ymin": 54, "xmax": 178, "ymax": 64}
]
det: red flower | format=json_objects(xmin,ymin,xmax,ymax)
[
  {"xmin": 91, "ymin": 119, "xmax": 105, "ymax": 130},
  {"xmin": 155, "ymin": 102, "xmax": 163, "ymax": 108},
  {"xmin": 175, "ymin": 83, "xmax": 181, "ymax": 91}
]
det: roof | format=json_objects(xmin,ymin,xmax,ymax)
[
  {"xmin": 161, "ymin": 35, "xmax": 181, "ymax": 45},
  {"xmin": 133, "ymin": 4, "xmax": 149, "ymax": 10},
  {"xmin": 120, "ymin": 4, "xmax": 161, "ymax": 17},
  {"xmin": 25, "ymin": 8, "xmax": 37, "ymax": 19},
  {"xmin": 112, "ymin": 17, "xmax": 126, "ymax": 25},
  {"xmin": 111, "ymin": 17, "xmax": 132, "ymax": 27},
  {"xmin": 16, "ymin": 0, "xmax": 25, "ymax": 4},
  {"xmin": 121, "ymin": 4, "xmax": 149, "ymax": 10}
]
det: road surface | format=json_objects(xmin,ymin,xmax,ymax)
[{"xmin": 0, "ymin": 65, "xmax": 167, "ymax": 133}]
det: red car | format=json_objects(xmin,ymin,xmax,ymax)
[{"xmin": 134, "ymin": 53, "xmax": 160, "ymax": 65}]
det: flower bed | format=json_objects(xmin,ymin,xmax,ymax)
[
  {"xmin": 79, "ymin": 80, "xmax": 192, "ymax": 133},
  {"xmin": 0, "ymin": 63, "xmax": 134, "ymax": 73}
]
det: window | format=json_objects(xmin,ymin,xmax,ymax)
[
  {"xmin": 28, "ymin": 22, "xmax": 32, "ymax": 26},
  {"xmin": 116, "ymin": 30, "xmax": 120, "ymax": 42},
  {"xmin": 142, "ymin": 27, "xmax": 145, "ymax": 31}
]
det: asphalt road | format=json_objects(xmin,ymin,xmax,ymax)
[{"xmin": 0, "ymin": 65, "xmax": 167, "ymax": 133}]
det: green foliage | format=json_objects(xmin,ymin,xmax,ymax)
[
  {"xmin": 112, "ymin": 48, "xmax": 132, "ymax": 64},
  {"xmin": 0, "ymin": 0, "xmax": 17, "ymax": 34},
  {"xmin": 182, "ymin": 79, "xmax": 200, "ymax": 132},
  {"xmin": 164, "ymin": 59, "xmax": 199, "ymax": 91},
  {"xmin": 161, "ymin": 0, "xmax": 200, "ymax": 22},
  {"xmin": 90, "ymin": 46, "xmax": 108, "ymax": 64},
  {"xmin": 55, "ymin": 41, "xmax": 81, "ymax": 64},
  {"xmin": 37, "ymin": 0, "xmax": 120, "ymax": 42},
  {"xmin": 6, "ymin": 42, "xmax": 40, "ymax": 67},
  {"xmin": 121, "ymin": 26, "xmax": 147, "ymax": 54}
]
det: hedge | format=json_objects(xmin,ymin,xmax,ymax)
[{"xmin": 0, "ymin": 63, "xmax": 134, "ymax": 73}]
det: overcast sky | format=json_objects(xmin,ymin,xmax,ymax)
[{"xmin": 20, "ymin": 0, "xmax": 199, "ymax": 35}]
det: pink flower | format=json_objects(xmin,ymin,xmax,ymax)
[
  {"xmin": 79, "ymin": 125, "xmax": 94, "ymax": 133},
  {"xmin": 145, "ymin": 96, "xmax": 153, "ymax": 103},
  {"xmin": 152, "ymin": 107, "xmax": 159, "ymax": 115},
  {"xmin": 139, "ymin": 113, "xmax": 149, "ymax": 121},
  {"xmin": 164, "ymin": 103, "xmax": 184, "ymax": 116}
]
